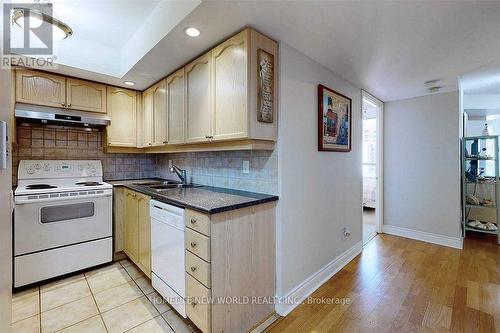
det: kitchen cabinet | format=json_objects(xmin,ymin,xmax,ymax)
[
  {"xmin": 15, "ymin": 69, "xmax": 107, "ymax": 113},
  {"xmin": 106, "ymin": 87, "xmax": 137, "ymax": 147},
  {"xmin": 142, "ymin": 88, "xmax": 154, "ymax": 147},
  {"xmin": 142, "ymin": 80, "xmax": 167, "ymax": 147},
  {"xmin": 113, "ymin": 187, "xmax": 126, "ymax": 256},
  {"xmin": 66, "ymin": 77, "xmax": 107, "ymax": 113},
  {"xmin": 15, "ymin": 69, "xmax": 66, "ymax": 108},
  {"xmin": 123, "ymin": 189, "xmax": 151, "ymax": 278},
  {"xmin": 185, "ymin": 52, "xmax": 212, "ymax": 143},
  {"xmin": 152, "ymin": 80, "xmax": 167, "ymax": 146},
  {"xmin": 184, "ymin": 202, "xmax": 276, "ymax": 333},
  {"xmin": 167, "ymin": 68, "xmax": 185, "ymax": 144},
  {"xmin": 212, "ymin": 30, "xmax": 248, "ymax": 141}
]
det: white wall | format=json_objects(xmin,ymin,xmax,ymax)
[
  {"xmin": 0, "ymin": 68, "xmax": 13, "ymax": 332},
  {"xmin": 276, "ymin": 43, "xmax": 362, "ymax": 310},
  {"xmin": 384, "ymin": 92, "xmax": 461, "ymax": 243}
]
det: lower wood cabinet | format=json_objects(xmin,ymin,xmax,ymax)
[
  {"xmin": 184, "ymin": 202, "xmax": 276, "ymax": 333},
  {"xmin": 123, "ymin": 189, "xmax": 151, "ymax": 278}
]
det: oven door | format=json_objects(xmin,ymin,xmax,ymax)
[{"xmin": 14, "ymin": 193, "xmax": 112, "ymax": 256}]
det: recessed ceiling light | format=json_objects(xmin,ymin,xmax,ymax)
[
  {"xmin": 12, "ymin": 9, "xmax": 73, "ymax": 41},
  {"xmin": 124, "ymin": 81, "xmax": 135, "ymax": 86},
  {"xmin": 424, "ymin": 79, "xmax": 439, "ymax": 87},
  {"xmin": 184, "ymin": 26, "xmax": 200, "ymax": 37}
]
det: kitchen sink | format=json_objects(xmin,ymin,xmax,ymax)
[{"xmin": 136, "ymin": 182, "xmax": 201, "ymax": 192}]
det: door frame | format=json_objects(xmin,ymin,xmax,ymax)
[{"xmin": 361, "ymin": 90, "xmax": 384, "ymax": 234}]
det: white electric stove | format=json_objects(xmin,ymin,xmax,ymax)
[{"xmin": 14, "ymin": 160, "xmax": 113, "ymax": 288}]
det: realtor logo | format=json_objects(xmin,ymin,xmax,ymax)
[{"xmin": 2, "ymin": 3, "xmax": 58, "ymax": 69}]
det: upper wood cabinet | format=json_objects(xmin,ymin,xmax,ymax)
[
  {"xmin": 212, "ymin": 31, "xmax": 248, "ymax": 141},
  {"xmin": 167, "ymin": 68, "xmax": 185, "ymax": 144},
  {"xmin": 106, "ymin": 87, "xmax": 137, "ymax": 147},
  {"xmin": 16, "ymin": 69, "xmax": 66, "ymax": 108},
  {"xmin": 142, "ymin": 88, "xmax": 154, "ymax": 147},
  {"xmin": 185, "ymin": 52, "xmax": 212, "ymax": 143},
  {"xmin": 142, "ymin": 80, "xmax": 167, "ymax": 147},
  {"xmin": 15, "ymin": 69, "xmax": 107, "ymax": 113},
  {"xmin": 152, "ymin": 80, "xmax": 167, "ymax": 146},
  {"xmin": 66, "ymin": 78, "xmax": 107, "ymax": 113}
]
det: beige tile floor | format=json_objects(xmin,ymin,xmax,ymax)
[{"xmin": 12, "ymin": 259, "xmax": 199, "ymax": 333}]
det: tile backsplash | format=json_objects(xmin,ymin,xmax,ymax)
[
  {"xmin": 13, "ymin": 123, "xmax": 279, "ymax": 195},
  {"xmin": 12, "ymin": 123, "xmax": 156, "ymax": 185},
  {"xmin": 156, "ymin": 150, "xmax": 278, "ymax": 195}
]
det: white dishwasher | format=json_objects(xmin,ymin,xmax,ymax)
[{"xmin": 150, "ymin": 200, "xmax": 186, "ymax": 317}]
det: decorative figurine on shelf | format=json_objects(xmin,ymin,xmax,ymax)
[{"xmin": 482, "ymin": 123, "xmax": 490, "ymax": 136}]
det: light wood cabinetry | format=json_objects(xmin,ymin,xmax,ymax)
[
  {"xmin": 142, "ymin": 88, "xmax": 154, "ymax": 147},
  {"xmin": 15, "ymin": 69, "xmax": 66, "ymax": 108},
  {"xmin": 185, "ymin": 52, "xmax": 212, "ymax": 143},
  {"xmin": 184, "ymin": 202, "xmax": 276, "ymax": 333},
  {"xmin": 15, "ymin": 69, "xmax": 107, "ymax": 113},
  {"xmin": 152, "ymin": 80, "xmax": 167, "ymax": 146},
  {"xmin": 142, "ymin": 80, "xmax": 167, "ymax": 147},
  {"xmin": 66, "ymin": 78, "xmax": 106, "ymax": 113},
  {"xmin": 212, "ymin": 31, "xmax": 248, "ymax": 141},
  {"xmin": 167, "ymin": 68, "xmax": 185, "ymax": 144},
  {"xmin": 123, "ymin": 189, "xmax": 151, "ymax": 278},
  {"xmin": 113, "ymin": 187, "xmax": 126, "ymax": 255},
  {"xmin": 106, "ymin": 87, "xmax": 137, "ymax": 147}
]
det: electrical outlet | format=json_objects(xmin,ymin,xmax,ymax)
[
  {"xmin": 343, "ymin": 227, "xmax": 351, "ymax": 239},
  {"xmin": 242, "ymin": 160, "xmax": 250, "ymax": 174},
  {"xmin": 168, "ymin": 159, "xmax": 173, "ymax": 168}
]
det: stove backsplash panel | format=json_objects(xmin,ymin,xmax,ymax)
[{"xmin": 12, "ymin": 123, "xmax": 156, "ymax": 185}]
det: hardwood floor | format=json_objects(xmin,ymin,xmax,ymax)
[{"xmin": 267, "ymin": 233, "xmax": 499, "ymax": 333}]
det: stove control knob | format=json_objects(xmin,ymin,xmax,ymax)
[
  {"xmin": 78, "ymin": 165, "xmax": 84, "ymax": 171},
  {"xmin": 44, "ymin": 164, "xmax": 51, "ymax": 172},
  {"xmin": 26, "ymin": 166, "xmax": 35, "ymax": 175},
  {"xmin": 34, "ymin": 163, "xmax": 41, "ymax": 170}
]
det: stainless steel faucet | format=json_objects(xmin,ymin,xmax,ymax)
[{"xmin": 169, "ymin": 165, "xmax": 187, "ymax": 184}]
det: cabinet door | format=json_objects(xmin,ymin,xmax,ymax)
[
  {"xmin": 66, "ymin": 78, "xmax": 107, "ymax": 113},
  {"xmin": 137, "ymin": 193, "xmax": 151, "ymax": 278},
  {"xmin": 106, "ymin": 87, "xmax": 137, "ymax": 147},
  {"xmin": 167, "ymin": 69, "xmax": 185, "ymax": 144},
  {"xmin": 152, "ymin": 80, "xmax": 168, "ymax": 146},
  {"xmin": 212, "ymin": 31, "xmax": 248, "ymax": 141},
  {"xmin": 142, "ymin": 88, "xmax": 154, "ymax": 147},
  {"xmin": 16, "ymin": 69, "xmax": 66, "ymax": 108},
  {"xmin": 185, "ymin": 52, "xmax": 212, "ymax": 143},
  {"xmin": 124, "ymin": 190, "xmax": 139, "ymax": 262},
  {"xmin": 113, "ymin": 187, "xmax": 125, "ymax": 253}
]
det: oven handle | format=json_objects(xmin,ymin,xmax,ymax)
[{"xmin": 14, "ymin": 192, "xmax": 112, "ymax": 205}]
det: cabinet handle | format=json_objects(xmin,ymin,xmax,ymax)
[
  {"xmin": 190, "ymin": 266, "xmax": 197, "ymax": 272},
  {"xmin": 149, "ymin": 143, "xmax": 152, "ymax": 146},
  {"xmin": 163, "ymin": 141, "xmax": 167, "ymax": 144},
  {"xmin": 67, "ymin": 103, "xmax": 71, "ymax": 107},
  {"xmin": 62, "ymin": 102, "xmax": 66, "ymax": 107},
  {"xmin": 190, "ymin": 218, "xmax": 197, "ymax": 224},
  {"xmin": 205, "ymin": 135, "xmax": 213, "ymax": 139},
  {"xmin": 190, "ymin": 241, "xmax": 197, "ymax": 248}
]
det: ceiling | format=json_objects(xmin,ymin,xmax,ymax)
[{"xmin": 13, "ymin": 1, "xmax": 500, "ymax": 101}]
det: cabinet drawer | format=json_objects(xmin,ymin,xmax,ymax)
[
  {"xmin": 186, "ymin": 229, "xmax": 211, "ymax": 262},
  {"xmin": 186, "ymin": 274, "xmax": 211, "ymax": 333},
  {"xmin": 185, "ymin": 209, "xmax": 210, "ymax": 236},
  {"xmin": 186, "ymin": 250, "xmax": 211, "ymax": 288}
]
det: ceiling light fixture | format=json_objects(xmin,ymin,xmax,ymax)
[
  {"xmin": 184, "ymin": 26, "xmax": 200, "ymax": 37},
  {"xmin": 124, "ymin": 81, "xmax": 135, "ymax": 86},
  {"xmin": 428, "ymin": 86, "xmax": 442, "ymax": 93},
  {"xmin": 12, "ymin": 9, "xmax": 73, "ymax": 41}
]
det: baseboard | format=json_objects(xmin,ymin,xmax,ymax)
[
  {"xmin": 275, "ymin": 241, "xmax": 363, "ymax": 317},
  {"xmin": 382, "ymin": 224, "xmax": 463, "ymax": 249}
]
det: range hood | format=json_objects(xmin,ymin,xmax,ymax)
[{"xmin": 15, "ymin": 103, "xmax": 111, "ymax": 128}]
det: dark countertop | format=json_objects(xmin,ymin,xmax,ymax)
[{"xmin": 124, "ymin": 182, "xmax": 278, "ymax": 214}]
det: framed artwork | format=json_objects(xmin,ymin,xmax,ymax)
[{"xmin": 318, "ymin": 84, "xmax": 352, "ymax": 152}]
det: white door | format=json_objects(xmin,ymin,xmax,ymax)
[{"xmin": 362, "ymin": 91, "xmax": 383, "ymax": 244}]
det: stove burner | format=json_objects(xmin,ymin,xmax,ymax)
[
  {"xmin": 26, "ymin": 184, "xmax": 58, "ymax": 190},
  {"xmin": 76, "ymin": 182, "xmax": 103, "ymax": 187}
]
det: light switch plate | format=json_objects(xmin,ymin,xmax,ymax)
[{"xmin": 242, "ymin": 160, "xmax": 250, "ymax": 174}]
